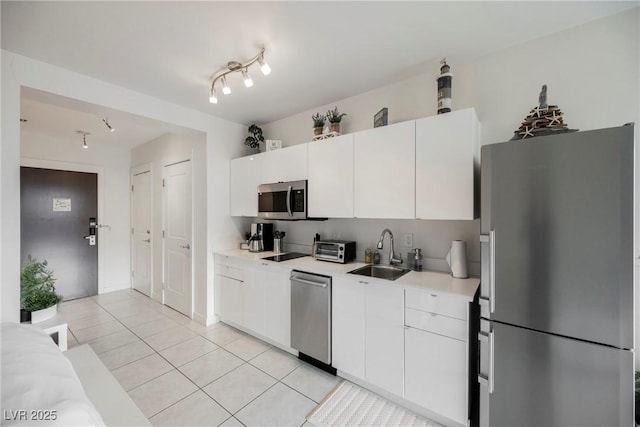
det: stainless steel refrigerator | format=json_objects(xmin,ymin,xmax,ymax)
[{"xmin": 478, "ymin": 125, "xmax": 635, "ymax": 427}]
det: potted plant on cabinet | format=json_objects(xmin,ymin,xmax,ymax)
[
  {"xmin": 245, "ymin": 124, "xmax": 265, "ymax": 154},
  {"xmin": 312, "ymin": 112, "xmax": 325, "ymax": 136},
  {"xmin": 326, "ymin": 106, "xmax": 347, "ymax": 133},
  {"xmin": 20, "ymin": 255, "xmax": 62, "ymax": 323}
]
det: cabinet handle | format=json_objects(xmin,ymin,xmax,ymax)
[
  {"xmin": 262, "ymin": 262, "xmax": 268, "ymax": 266},
  {"xmin": 430, "ymin": 312, "xmax": 438, "ymax": 317},
  {"xmin": 430, "ymin": 293, "xmax": 438, "ymax": 297}
]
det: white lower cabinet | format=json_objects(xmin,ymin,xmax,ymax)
[
  {"xmin": 405, "ymin": 327, "xmax": 468, "ymax": 426},
  {"xmin": 332, "ymin": 277, "xmax": 365, "ymax": 378},
  {"xmin": 364, "ymin": 282, "xmax": 404, "ymax": 396},
  {"xmin": 244, "ymin": 262, "xmax": 290, "ymax": 347},
  {"xmin": 332, "ymin": 277, "xmax": 404, "ymax": 396},
  {"xmin": 216, "ymin": 256, "xmax": 290, "ymax": 348},
  {"xmin": 404, "ymin": 288, "xmax": 470, "ymax": 426},
  {"xmin": 217, "ymin": 275, "xmax": 243, "ymax": 326}
]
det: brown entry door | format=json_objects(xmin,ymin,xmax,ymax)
[{"xmin": 21, "ymin": 167, "xmax": 98, "ymax": 301}]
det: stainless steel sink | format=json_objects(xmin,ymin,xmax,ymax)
[{"xmin": 348, "ymin": 264, "xmax": 411, "ymax": 281}]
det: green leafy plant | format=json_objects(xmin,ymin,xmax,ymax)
[
  {"xmin": 244, "ymin": 124, "xmax": 265, "ymax": 149},
  {"xmin": 326, "ymin": 106, "xmax": 347, "ymax": 124},
  {"xmin": 21, "ymin": 255, "xmax": 62, "ymax": 312},
  {"xmin": 312, "ymin": 112, "xmax": 325, "ymax": 128}
]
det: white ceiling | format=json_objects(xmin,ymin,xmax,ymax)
[
  {"xmin": 2, "ymin": 1, "xmax": 637, "ymax": 127},
  {"xmin": 20, "ymin": 88, "xmax": 202, "ymax": 149}
]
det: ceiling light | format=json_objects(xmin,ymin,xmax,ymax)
[
  {"xmin": 209, "ymin": 87, "xmax": 218, "ymax": 104},
  {"xmin": 258, "ymin": 54, "xmax": 271, "ymax": 76},
  {"xmin": 208, "ymin": 47, "xmax": 270, "ymax": 104},
  {"xmin": 221, "ymin": 76, "xmax": 231, "ymax": 95},
  {"xmin": 102, "ymin": 117, "xmax": 115, "ymax": 132},
  {"xmin": 241, "ymin": 68, "xmax": 253, "ymax": 88},
  {"xmin": 77, "ymin": 130, "xmax": 90, "ymax": 149}
]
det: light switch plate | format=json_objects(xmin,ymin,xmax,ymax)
[{"xmin": 404, "ymin": 233, "xmax": 413, "ymax": 247}]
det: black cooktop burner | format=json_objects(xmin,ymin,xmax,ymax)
[{"xmin": 262, "ymin": 252, "xmax": 308, "ymax": 262}]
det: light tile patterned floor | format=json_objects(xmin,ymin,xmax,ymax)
[{"xmin": 59, "ymin": 289, "xmax": 340, "ymax": 426}]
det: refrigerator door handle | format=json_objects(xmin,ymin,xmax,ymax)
[
  {"xmin": 479, "ymin": 231, "xmax": 496, "ymax": 313},
  {"xmin": 489, "ymin": 229, "xmax": 495, "ymax": 313},
  {"xmin": 478, "ymin": 330, "xmax": 494, "ymax": 394}
]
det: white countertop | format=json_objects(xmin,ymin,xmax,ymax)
[{"xmin": 216, "ymin": 249, "xmax": 480, "ymax": 301}]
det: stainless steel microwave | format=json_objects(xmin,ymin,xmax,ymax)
[{"xmin": 258, "ymin": 180, "xmax": 307, "ymax": 220}]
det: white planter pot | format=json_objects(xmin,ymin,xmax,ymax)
[{"xmin": 31, "ymin": 304, "xmax": 57, "ymax": 324}]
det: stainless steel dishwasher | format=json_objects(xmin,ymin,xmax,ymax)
[{"xmin": 290, "ymin": 270, "xmax": 333, "ymax": 370}]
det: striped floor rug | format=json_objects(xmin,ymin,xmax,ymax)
[{"xmin": 306, "ymin": 381, "xmax": 442, "ymax": 427}]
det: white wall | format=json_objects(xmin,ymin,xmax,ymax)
[
  {"xmin": 131, "ymin": 132, "xmax": 208, "ymax": 321},
  {"xmin": 21, "ymin": 129, "xmax": 132, "ymax": 293},
  {"xmin": 263, "ymin": 9, "xmax": 639, "ymax": 148},
  {"xmin": 1, "ymin": 50, "xmax": 246, "ymax": 324}
]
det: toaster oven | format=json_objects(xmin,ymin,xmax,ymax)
[{"xmin": 315, "ymin": 240, "xmax": 356, "ymax": 264}]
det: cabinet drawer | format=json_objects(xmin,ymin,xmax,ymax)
[
  {"xmin": 405, "ymin": 308, "xmax": 467, "ymax": 341},
  {"xmin": 215, "ymin": 263, "xmax": 245, "ymax": 281},
  {"xmin": 405, "ymin": 288, "xmax": 467, "ymax": 320}
]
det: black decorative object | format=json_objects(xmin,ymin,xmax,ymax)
[
  {"xmin": 374, "ymin": 108, "xmax": 388, "ymax": 128},
  {"xmin": 437, "ymin": 58, "xmax": 452, "ymax": 114},
  {"xmin": 510, "ymin": 85, "xmax": 578, "ymax": 140}
]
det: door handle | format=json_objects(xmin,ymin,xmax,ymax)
[
  {"xmin": 180, "ymin": 243, "xmax": 191, "ymax": 250},
  {"xmin": 286, "ymin": 185, "xmax": 292, "ymax": 217},
  {"xmin": 478, "ymin": 330, "xmax": 494, "ymax": 394},
  {"xmin": 84, "ymin": 235, "xmax": 96, "ymax": 245},
  {"xmin": 143, "ymin": 238, "xmax": 151, "ymax": 243},
  {"xmin": 481, "ymin": 230, "xmax": 496, "ymax": 313}
]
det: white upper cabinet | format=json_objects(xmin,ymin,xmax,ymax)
[
  {"xmin": 308, "ymin": 134, "xmax": 354, "ymax": 218},
  {"xmin": 259, "ymin": 143, "xmax": 308, "ymax": 185},
  {"xmin": 230, "ymin": 155, "xmax": 260, "ymax": 217},
  {"xmin": 415, "ymin": 108, "xmax": 479, "ymax": 220},
  {"xmin": 354, "ymin": 121, "xmax": 415, "ymax": 219}
]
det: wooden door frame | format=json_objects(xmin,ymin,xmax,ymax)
[
  {"xmin": 20, "ymin": 157, "xmax": 105, "ymax": 292},
  {"xmin": 162, "ymin": 157, "xmax": 194, "ymax": 318},
  {"xmin": 130, "ymin": 163, "xmax": 153, "ymax": 298}
]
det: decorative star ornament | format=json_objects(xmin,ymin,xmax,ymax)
[
  {"xmin": 520, "ymin": 126, "xmax": 534, "ymax": 138},
  {"xmin": 547, "ymin": 110, "xmax": 561, "ymax": 126}
]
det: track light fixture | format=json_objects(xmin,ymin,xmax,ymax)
[
  {"xmin": 77, "ymin": 130, "xmax": 90, "ymax": 149},
  {"xmin": 102, "ymin": 117, "xmax": 115, "ymax": 132},
  {"xmin": 209, "ymin": 47, "xmax": 270, "ymax": 104}
]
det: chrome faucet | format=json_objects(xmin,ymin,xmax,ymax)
[{"xmin": 377, "ymin": 228, "xmax": 403, "ymax": 265}]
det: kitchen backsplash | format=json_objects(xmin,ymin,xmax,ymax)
[{"xmin": 232, "ymin": 217, "xmax": 480, "ymax": 276}]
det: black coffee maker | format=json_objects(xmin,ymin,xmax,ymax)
[{"xmin": 249, "ymin": 223, "xmax": 274, "ymax": 252}]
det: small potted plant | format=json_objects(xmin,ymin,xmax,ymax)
[
  {"xmin": 245, "ymin": 124, "xmax": 265, "ymax": 154},
  {"xmin": 21, "ymin": 255, "xmax": 62, "ymax": 323},
  {"xmin": 312, "ymin": 113, "xmax": 325, "ymax": 136},
  {"xmin": 326, "ymin": 106, "xmax": 347, "ymax": 133}
]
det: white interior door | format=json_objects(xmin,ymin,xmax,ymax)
[
  {"xmin": 163, "ymin": 160, "xmax": 192, "ymax": 317},
  {"xmin": 131, "ymin": 169, "xmax": 152, "ymax": 296}
]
